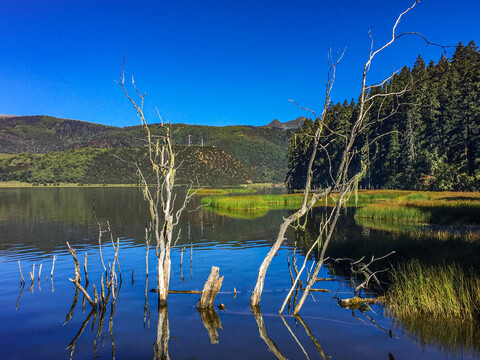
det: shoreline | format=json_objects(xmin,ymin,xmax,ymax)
[{"xmin": 0, "ymin": 181, "xmax": 280, "ymax": 188}]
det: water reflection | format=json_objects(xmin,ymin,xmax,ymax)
[
  {"xmin": 153, "ymin": 305, "xmax": 170, "ymax": 360},
  {"xmin": 198, "ymin": 307, "xmax": 223, "ymax": 344},
  {"xmin": 2, "ymin": 188, "xmax": 480, "ymax": 359},
  {"xmin": 251, "ymin": 305, "xmax": 286, "ymax": 360},
  {"xmin": 395, "ymin": 316, "xmax": 480, "ymax": 359},
  {"xmin": 294, "ymin": 314, "xmax": 329, "ymax": 360},
  {"xmin": 64, "ymin": 282, "xmax": 119, "ymax": 359}
]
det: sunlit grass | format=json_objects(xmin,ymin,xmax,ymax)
[
  {"xmin": 188, "ymin": 187, "xmax": 257, "ymax": 196},
  {"xmin": 201, "ymin": 194, "xmax": 306, "ymax": 212},
  {"xmin": 354, "ymin": 190, "xmax": 480, "ymax": 225},
  {"xmin": 355, "ymin": 203, "xmax": 430, "ymax": 222},
  {"xmin": 385, "ymin": 261, "xmax": 480, "ymax": 321},
  {"xmin": 0, "ymin": 153, "xmax": 15, "ymax": 160}
]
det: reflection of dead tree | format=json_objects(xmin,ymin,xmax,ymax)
[
  {"xmin": 251, "ymin": 305, "xmax": 286, "ymax": 360},
  {"xmin": 280, "ymin": 315, "xmax": 310, "ymax": 360},
  {"xmin": 198, "ymin": 307, "xmax": 223, "ymax": 344},
  {"xmin": 286, "ymin": 248, "xmax": 303, "ymax": 313},
  {"xmin": 347, "ymin": 305, "xmax": 397, "ymax": 337},
  {"xmin": 144, "ymin": 274, "xmax": 150, "ymax": 328},
  {"xmin": 15, "ymin": 283, "xmax": 25, "ymax": 311},
  {"xmin": 64, "ymin": 287, "xmax": 79, "ymax": 325},
  {"xmin": 295, "ymin": 314, "xmax": 330, "ymax": 360},
  {"xmin": 66, "ymin": 308, "xmax": 95, "ymax": 360},
  {"xmin": 153, "ymin": 304, "xmax": 170, "ymax": 360},
  {"xmin": 66, "ymin": 293, "xmax": 118, "ymax": 360}
]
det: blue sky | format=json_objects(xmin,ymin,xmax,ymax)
[{"xmin": 0, "ymin": 1, "xmax": 478, "ymax": 127}]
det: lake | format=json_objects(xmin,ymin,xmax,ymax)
[{"xmin": 0, "ymin": 187, "xmax": 479, "ymax": 359}]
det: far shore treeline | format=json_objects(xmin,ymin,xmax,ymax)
[
  {"xmin": 287, "ymin": 41, "xmax": 480, "ymax": 192},
  {"xmin": 0, "ymin": 41, "xmax": 479, "ymax": 189}
]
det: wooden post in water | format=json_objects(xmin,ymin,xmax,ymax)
[
  {"xmin": 18, "ymin": 261, "xmax": 25, "ymax": 285},
  {"xmin": 50, "ymin": 255, "xmax": 56, "ymax": 279},
  {"xmin": 197, "ymin": 266, "xmax": 223, "ymax": 309}
]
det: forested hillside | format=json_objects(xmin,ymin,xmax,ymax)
[
  {"xmin": 0, "ymin": 117, "xmax": 291, "ymax": 182},
  {"xmin": 287, "ymin": 41, "xmax": 480, "ymax": 191},
  {"xmin": 0, "ymin": 146, "xmax": 263, "ymax": 185}
]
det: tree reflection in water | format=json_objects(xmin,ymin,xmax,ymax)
[
  {"xmin": 198, "ymin": 307, "xmax": 223, "ymax": 344},
  {"xmin": 153, "ymin": 304, "xmax": 170, "ymax": 360}
]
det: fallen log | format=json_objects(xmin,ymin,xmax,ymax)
[
  {"xmin": 149, "ymin": 289, "xmax": 202, "ymax": 294},
  {"xmin": 337, "ymin": 296, "xmax": 379, "ymax": 309}
]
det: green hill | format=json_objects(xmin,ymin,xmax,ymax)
[
  {"xmin": 0, "ymin": 115, "xmax": 292, "ymax": 182},
  {"xmin": 0, "ymin": 146, "xmax": 264, "ymax": 186}
]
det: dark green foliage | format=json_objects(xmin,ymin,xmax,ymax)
[{"xmin": 287, "ymin": 41, "xmax": 480, "ymax": 191}]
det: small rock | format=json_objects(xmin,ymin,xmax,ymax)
[{"xmin": 217, "ymin": 303, "xmax": 226, "ymax": 311}]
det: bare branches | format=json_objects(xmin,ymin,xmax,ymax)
[
  {"xmin": 335, "ymin": 251, "xmax": 395, "ymax": 297},
  {"xmin": 119, "ymin": 60, "xmax": 193, "ymax": 304},
  {"xmin": 279, "ymin": 3, "xmax": 435, "ymax": 312}
]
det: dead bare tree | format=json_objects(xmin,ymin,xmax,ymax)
[
  {"xmin": 118, "ymin": 60, "xmax": 195, "ymax": 305},
  {"xmin": 251, "ymin": 1, "xmax": 443, "ymax": 315}
]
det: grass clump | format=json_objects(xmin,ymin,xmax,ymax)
[
  {"xmin": 406, "ymin": 193, "xmax": 431, "ymax": 201},
  {"xmin": 201, "ymin": 194, "xmax": 306, "ymax": 212},
  {"xmin": 355, "ymin": 203, "xmax": 430, "ymax": 223},
  {"xmin": 385, "ymin": 260, "xmax": 480, "ymax": 321}
]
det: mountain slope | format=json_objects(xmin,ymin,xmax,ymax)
[
  {"xmin": 0, "ymin": 146, "xmax": 264, "ymax": 185},
  {"xmin": 0, "ymin": 115, "xmax": 293, "ymax": 182}
]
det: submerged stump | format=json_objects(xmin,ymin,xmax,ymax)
[{"xmin": 197, "ymin": 266, "xmax": 224, "ymax": 309}]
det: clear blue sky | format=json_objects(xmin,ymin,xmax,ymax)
[{"xmin": 0, "ymin": 1, "xmax": 478, "ymax": 127}]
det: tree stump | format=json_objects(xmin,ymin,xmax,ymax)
[{"xmin": 197, "ymin": 266, "xmax": 223, "ymax": 309}]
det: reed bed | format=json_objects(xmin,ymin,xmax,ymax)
[{"xmin": 385, "ymin": 260, "xmax": 480, "ymax": 321}]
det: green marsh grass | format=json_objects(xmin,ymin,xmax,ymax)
[
  {"xmin": 386, "ymin": 260, "xmax": 480, "ymax": 321},
  {"xmin": 355, "ymin": 203, "xmax": 430, "ymax": 223},
  {"xmin": 201, "ymin": 194, "xmax": 306, "ymax": 212},
  {"xmin": 354, "ymin": 190, "xmax": 480, "ymax": 225}
]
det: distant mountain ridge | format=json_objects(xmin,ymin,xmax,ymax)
[{"xmin": 262, "ymin": 117, "xmax": 306, "ymax": 130}]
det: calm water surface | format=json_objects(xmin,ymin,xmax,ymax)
[{"xmin": 0, "ymin": 188, "xmax": 478, "ymax": 359}]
